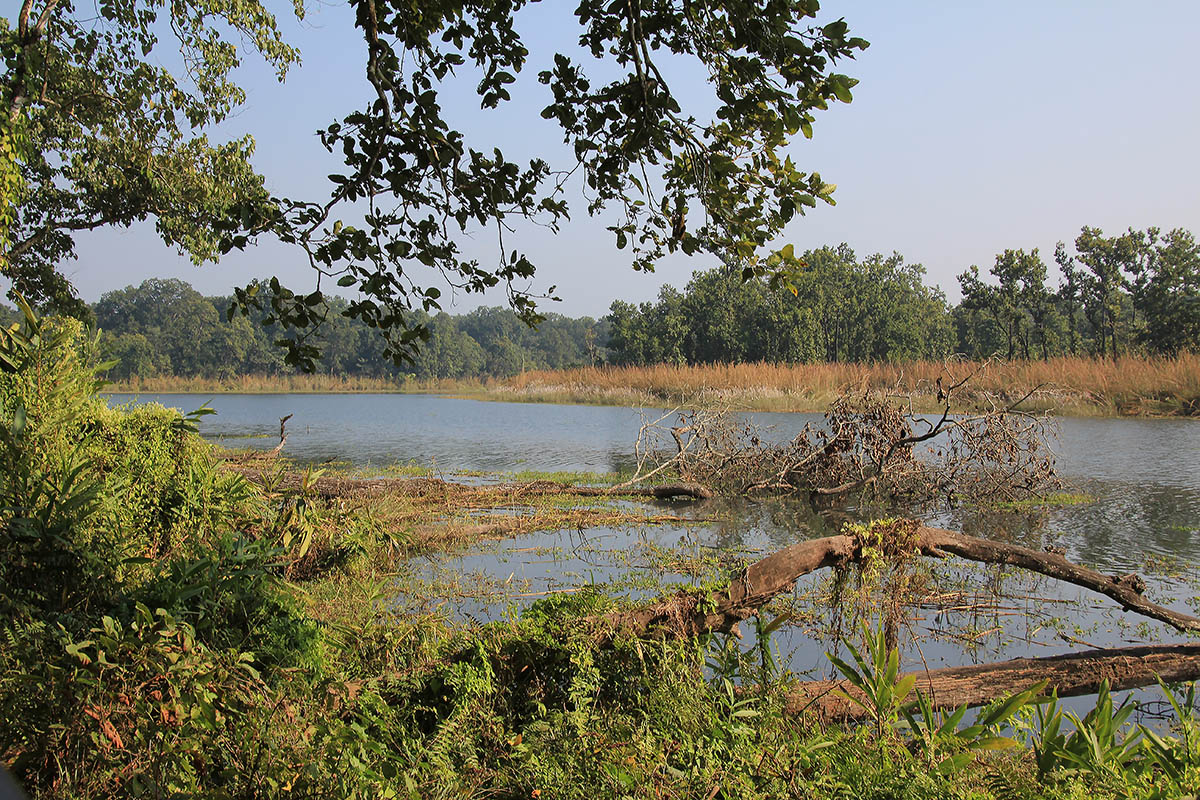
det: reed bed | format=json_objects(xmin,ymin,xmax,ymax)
[
  {"xmin": 104, "ymin": 374, "xmax": 486, "ymax": 395},
  {"xmin": 496, "ymin": 354, "xmax": 1200, "ymax": 416}
]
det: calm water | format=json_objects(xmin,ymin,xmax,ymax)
[{"xmin": 107, "ymin": 392, "xmax": 1200, "ymax": 677}]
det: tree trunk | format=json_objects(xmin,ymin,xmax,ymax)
[
  {"xmin": 784, "ymin": 643, "xmax": 1200, "ymax": 721},
  {"xmin": 598, "ymin": 525, "xmax": 1200, "ymax": 640}
]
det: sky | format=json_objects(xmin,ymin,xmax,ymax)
[{"xmin": 57, "ymin": 0, "xmax": 1200, "ymax": 317}]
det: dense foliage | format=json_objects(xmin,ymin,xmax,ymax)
[
  {"xmin": 86, "ymin": 278, "xmax": 606, "ymax": 381},
  {"xmin": 607, "ymin": 244, "xmax": 952, "ymax": 365},
  {"xmin": 610, "ymin": 225, "xmax": 1200, "ymax": 367}
]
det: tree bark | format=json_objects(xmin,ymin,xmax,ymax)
[
  {"xmin": 784, "ymin": 643, "xmax": 1200, "ymax": 721},
  {"xmin": 915, "ymin": 526, "xmax": 1200, "ymax": 633}
]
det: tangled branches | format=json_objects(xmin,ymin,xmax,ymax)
[{"xmin": 636, "ymin": 377, "xmax": 1059, "ymax": 507}]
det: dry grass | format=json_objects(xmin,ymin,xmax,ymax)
[
  {"xmin": 104, "ymin": 373, "xmax": 487, "ymax": 395},
  {"xmin": 494, "ymin": 355, "xmax": 1200, "ymax": 416}
]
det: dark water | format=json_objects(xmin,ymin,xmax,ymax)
[{"xmin": 107, "ymin": 392, "xmax": 1200, "ymax": 680}]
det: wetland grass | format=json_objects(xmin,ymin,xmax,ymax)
[{"xmin": 495, "ymin": 354, "xmax": 1200, "ymax": 416}]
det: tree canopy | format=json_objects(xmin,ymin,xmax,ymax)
[
  {"xmin": 2, "ymin": 0, "xmax": 868, "ymax": 367},
  {"xmin": 1, "ymin": 0, "xmax": 302, "ymax": 319}
]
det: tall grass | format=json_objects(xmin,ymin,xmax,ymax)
[
  {"xmin": 496, "ymin": 354, "xmax": 1200, "ymax": 416},
  {"xmin": 104, "ymin": 373, "xmax": 487, "ymax": 395}
]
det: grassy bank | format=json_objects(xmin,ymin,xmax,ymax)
[
  {"xmin": 495, "ymin": 354, "xmax": 1200, "ymax": 416},
  {"xmin": 105, "ymin": 354, "xmax": 1200, "ymax": 417}
]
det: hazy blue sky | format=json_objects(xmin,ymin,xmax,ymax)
[{"xmin": 60, "ymin": 0, "xmax": 1200, "ymax": 316}]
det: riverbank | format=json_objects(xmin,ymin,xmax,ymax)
[{"xmin": 108, "ymin": 354, "xmax": 1200, "ymax": 417}]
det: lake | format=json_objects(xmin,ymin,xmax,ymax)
[{"xmin": 107, "ymin": 392, "xmax": 1200, "ymax": 682}]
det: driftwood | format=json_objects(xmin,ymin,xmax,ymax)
[
  {"xmin": 576, "ymin": 481, "xmax": 712, "ymax": 500},
  {"xmin": 600, "ymin": 524, "xmax": 1200, "ymax": 639},
  {"xmin": 785, "ymin": 643, "xmax": 1200, "ymax": 721},
  {"xmin": 269, "ymin": 413, "xmax": 293, "ymax": 456}
]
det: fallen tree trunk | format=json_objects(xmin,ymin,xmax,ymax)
[
  {"xmin": 784, "ymin": 643, "xmax": 1200, "ymax": 721},
  {"xmin": 579, "ymin": 482, "xmax": 713, "ymax": 500},
  {"xmin": 915, "ymin": 526, "xmax": 1200, "ymax": 634},
  {"xmin": 600, "ymin": 524, "xmax": 1200, "ymax": 639}
]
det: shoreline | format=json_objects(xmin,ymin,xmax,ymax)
[{"xmin": 102, "ymin": 354, "xmax": 1200, "ymax": 418}]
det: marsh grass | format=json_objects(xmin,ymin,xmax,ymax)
[
  {"xmin": 496, "ymin": 354, "xmax": 1200, "ymax": 416},
  {"xmin": 104, "ymin": 373, "xmax": 488, "ymax": 394},
  {"xmin": 103, "ymin": 354, "xmax": 1200, "ymax": 417},
  {"xmin": 989, "ymin": 492, "xmax": 1097, "ymax": 511}
]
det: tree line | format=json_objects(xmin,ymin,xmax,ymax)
[
  {"xmin": 7, "ymin": 225, "xmax": 1195, "ymax": 380},
  {"xmin": 609, "ymin": 226, "xmax": 1200, "ymax": 366},
  {"xmin": 68, "ymin": 279, "xmax": 607, "ymax": 381}
]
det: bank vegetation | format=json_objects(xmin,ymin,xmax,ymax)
[{"xmin": 498, "ymin": 354, "xmax": 1200, "ymax": 416}]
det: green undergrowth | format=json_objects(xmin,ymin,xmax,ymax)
[{"xmin": 4, "ymin": 306, "xmax": 1200, "ymax": 798}]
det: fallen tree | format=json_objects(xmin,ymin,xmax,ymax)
[
  {"xmin": 594, "ymin": 519, "xmax": 1200, "ymax": 715},
  {"xmin": 612, "ymin": 364, "xmax": 1060, "ymax": 506},
  {"xmin": 784, "ymin": 642, "xmax": 1200, "ymax": 721},
  {"xmin": 600, "ymin": 521, "xmax": 1200, "ymax": 639}
]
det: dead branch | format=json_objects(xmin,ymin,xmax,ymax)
[
  {"xmin": 597, "ymin": 523, "xmax": 1200, "ymax": 639},
  {"xmin": 606, "ymin": 406, "xmax": 702, "ymax": 494},
  {"xmin": 269, "ymin": 413, "xmax": 294, "ymax": 456},
  {"xmin": 915, "ymin": 526, "xmax": 1196, "ymax": 632},
  {"xmin": 784, "ymin": 643, "xmax": 1200, "ymax": 721}
]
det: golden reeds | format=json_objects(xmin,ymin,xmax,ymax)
[{"xmin": 497, "ymin": 354, "xmax": 1200, "ymax": 416}]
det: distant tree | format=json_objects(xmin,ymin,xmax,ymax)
[
  {"xmin": 1054, "ymin": 243, "xmax": 1085, "ymax": 357},
  {"xmin": 101, "ymin": 333, "xmax": 169, "ymax": 380},
  {"xmin": 1129, "ymin": 228, "xmax": 1200, "ymax": 355},
  {"xmin": 681, "ymin": 268, "xmax": 761, "ymax": 363},
  {"xmin": 412, "ymin": 313, "xmax": 486, "ymax": 379},
  {"xmin": 1070, "ymin": 227, "xmax": 1149, "ymax": 359}
]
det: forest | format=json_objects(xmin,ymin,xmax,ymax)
[{"xmin": 28, "ymin": 223, "xmax": 1199, "ymax": 383}]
